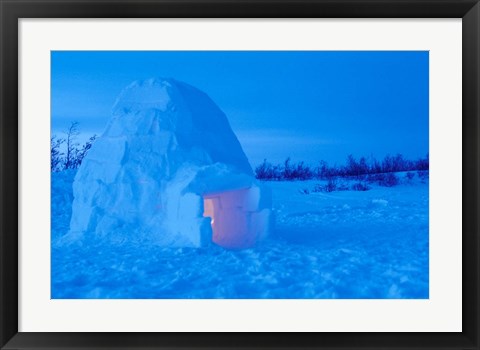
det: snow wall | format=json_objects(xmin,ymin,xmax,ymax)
[{"xmin": 66, "ymin": 78, "xmax": 271, "ymax": 248}]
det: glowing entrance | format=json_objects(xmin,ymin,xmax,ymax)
[
  {"xmin": 202, "ymin": 188, "xmax": 270, "ymax": 249},
  {"xmin": 203, "ymin": 197, "xmax": 216, "ymax": 227}
]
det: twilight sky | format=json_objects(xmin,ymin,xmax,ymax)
[{"xmin": 51, "ymin": 51, "xmax": 429, "ymax": 166}]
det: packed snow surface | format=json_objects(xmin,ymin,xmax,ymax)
[{"xmin": 52, "ymin": 171, "xmax": 428, "ymax": 299}]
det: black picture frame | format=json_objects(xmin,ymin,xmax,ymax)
[{"xmin": 1, "ymin": 0, "xmax": 479, "ymax": 349}]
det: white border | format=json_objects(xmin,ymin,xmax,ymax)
[{"xmin": 19, "ymin": 19, "xmax": 462, "ymax": 332}]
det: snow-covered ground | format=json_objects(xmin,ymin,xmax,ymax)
[{"xmin": 51, "ymin": 171, "xmax": 428, "ymax": 299}]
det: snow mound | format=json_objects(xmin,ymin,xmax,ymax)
[
  {"xmin": 66, "ymin": 78, "xmax": 270, "ymax": 248},
  {"xmin": 371, "ymin": 199, "xmax": 388, "ymax": 206}
]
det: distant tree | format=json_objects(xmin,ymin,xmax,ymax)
[
  {"xmin": 255, "ymin": 159, "xmax": 272, "ymax": 180},
  {"xmin": 255, "ymin": 152, "xmax": 429, "ymax": 182},
  {"xmin": 345, "ymin": 154, "xmax": 368, "ymax": 178},
  {"xmin": 345, "ymin": 154, "xmax": 357, "ymax": 176},
  {"xmin": 74, "ymin": 134, "xmax": 97, "ymax": 168},
  {"xmin": 369, "ymin": 156, "xmax": 382, "ymax": 174},
  {"xmin": 293, "ymin": 161, "xmax": 313, "ymax": 180},
  {"xmin": 64, "ymin": 121, "xmax": 80, "ymax": 170},
  {"xmin": 358, "ymin": 157, "xmax": 369, "ymax": 176},
  {"xmin": 50, "ymin": 121, "xmax": 98, "ymax": 172},
  {"xmin": 74, "ymin": 135, "xmax": 97, "ymax": 168},
  {"xmin": 50, "ymin": 135, "xmax": 65, "ymax": 172},
  {"xmin": 415, "ymin": 153, "xmax": 429, "ymax": 171},
  {"xmin": 316, "ymin": 160, "xmax": 329, "ymax": 179},
  {"xmin": 392, "ymin": 153, "xmax": 406, "ymax": 172},
  {"xmin": 283, "ymin": 157, "xmax": 293, "ymax": 180},
  {"xmin": 382, "ymin": 154, "xmax": 394, "ymax": 173},
  {"xmin": 255, "ymin": 159, "xmax": 282, "ymax": 180}
]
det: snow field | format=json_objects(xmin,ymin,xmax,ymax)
[{"xmin": 52, "ymin": 171, "xmax": 428, "ymax": 298}]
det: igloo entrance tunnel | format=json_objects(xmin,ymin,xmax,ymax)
[{"xmin": 67, "ymin": 78, "xmax": 271, "ymax": 249}]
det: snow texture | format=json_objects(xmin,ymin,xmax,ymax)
[
  {"xmin": 65, "ymin": 78, "xmax": 270, "ymax": 248},
  {"xmin": 52, "ymin": 171, "xmax": 428, "ymax": 298}
]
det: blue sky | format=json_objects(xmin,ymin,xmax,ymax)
[{"xmin": 51, "ymin": 51, "xmax": 428, "ymax": 166}]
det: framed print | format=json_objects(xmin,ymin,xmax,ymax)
[{"xmin": 1, "ymin": 0, "xmax": 479, "ymax": 349}]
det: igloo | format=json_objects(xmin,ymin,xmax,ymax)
[{"xmin": 66, "ymin": 78, "xmax": 271, "ymax": 249}]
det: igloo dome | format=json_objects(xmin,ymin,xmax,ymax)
[{"xmin": 66, "ymin": 78, "xmax": 271, "ymax": 248}]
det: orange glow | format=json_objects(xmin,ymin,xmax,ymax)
[
  {"xmin": 203, "ymin": 198, "xmax": 215, "ymax": 226},
  {"xmin": 202, "ymin": 187, "xmax": 269, "ymax": 249}
]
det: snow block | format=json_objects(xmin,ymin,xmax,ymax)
[{"xmin": 67, "ymin": 78, "xmax": 270, "ymax": 248}]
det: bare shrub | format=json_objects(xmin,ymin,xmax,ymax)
[
  {"xmin": 379, "ymin": 173, "xmax": 399, "ymax": 187},
  {"xmin": 351, "ymin": 182, "xmax": 370, "ymax": 191}
]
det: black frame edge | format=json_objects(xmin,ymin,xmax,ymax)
[
  {"xmin": 0, "ymin": 0, "xmax": 19, "ymax": 349},
  {"xmin": 0, "ymin": 0, "xmax": 478, "ymax": 18},
  {"xmin": 463, "ymin": 1, "xmax": 480, "ymax": 349},
  {"xmin": 1, "ymin": 0, "xmax": 479, "ymax": 349},
  {"xmin": 1, "ymin": 332, "xmax": 479, "ymax": 350}
]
